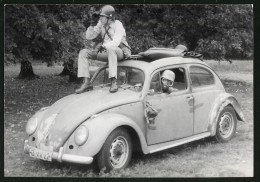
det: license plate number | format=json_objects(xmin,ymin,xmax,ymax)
[{"xmin": 29, "ymin": 147, "xmax": 52, "ymax": 161}]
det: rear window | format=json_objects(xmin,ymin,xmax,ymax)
[{"xmin": 190, "ymin": 66, "xmax": 214, "ymax": 88}]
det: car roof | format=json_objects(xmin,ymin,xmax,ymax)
[{"xmin": 118, "ymin": 57, "xmax": 210, "ymax": 74}]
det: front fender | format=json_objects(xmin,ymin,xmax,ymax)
[
  {"xmin": 208, "ymin": 93, "xmax": 245, "ymax": 136},
  {"xmin": 64, "ymin": 113, "xmax": 148, "ymax": 157}
]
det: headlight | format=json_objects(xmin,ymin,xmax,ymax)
[
  {"xmin": 74, "ymin": 125, "xmax": 89, "ymax": 146},
  {"xmin": 26, "ymin": 117, "xmax": 38, "ymax": 135}
]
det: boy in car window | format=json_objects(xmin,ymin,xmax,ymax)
[{"xmin": 161, "ymin": 70, "xmax": 178, "ymax": 94}]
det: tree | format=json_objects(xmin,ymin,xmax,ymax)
[
  {"xmin": 5, "ymin": 5, "xmax": 57, "ymax": 78},
  {"xmin": 35, "ymin": 5, "xmax": 99, "ymax": 81},
  {"xmin": 5, "ymin": 5, "xmax": 253, "ymax": 80}
]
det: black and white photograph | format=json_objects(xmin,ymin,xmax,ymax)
[{"xmin": 3, "ymin": 3, "xmax": 254, "ymax": 177}]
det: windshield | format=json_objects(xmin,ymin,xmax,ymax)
[{"xmin": 92, "ymin": 66, "xmax": 145, "ymax": 92}]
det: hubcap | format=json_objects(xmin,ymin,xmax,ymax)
[
  {"xmin": 109, "ymin": 136, "xmax": 129, "ymax": 168},
  {"xmin": 219, "ymin": 112, "xmax": 234, "ymax": 138}
]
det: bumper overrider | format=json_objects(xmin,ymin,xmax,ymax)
[{"xmin": 24, "ymin": 140, "xmax": 93, "ymax": 164}]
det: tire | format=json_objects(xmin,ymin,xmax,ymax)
[
  {"xmin": 97, "ymin": 128, "xmax": 132, "ymax": 172},
  {"xmin": 214, "ymin": 106, "xmax": 237, "ymax": 143}
]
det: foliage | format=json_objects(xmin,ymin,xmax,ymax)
[{"xmin": 5, "ymin": 4, "xmax": 253, "ymax": 70}]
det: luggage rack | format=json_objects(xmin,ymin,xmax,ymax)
[
  {"xmin": 127, "ymin": 49, "xmax": 203, "ymax": 61},
  {"xmin": 128, "ymin": 55, "xmax": 144, "ymax": 60},
  {"xmin": 183, "ymin": 51, "xmax": 203, "ymax": 60}
]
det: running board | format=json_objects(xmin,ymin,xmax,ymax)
[{"xmin": 148, "ymin": 132, "xmax": 211, "ymax": 154}]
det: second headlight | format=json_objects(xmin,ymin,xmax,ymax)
[
  {"xmin": 74, "ymin": 125, "xmax": 89, "ymax": 146},
  {"xmin": 26, "ymin": 117, "xmax": 38, "ymax": 136}
]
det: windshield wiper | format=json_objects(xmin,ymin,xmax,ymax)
[
  {"xmin": 93, "ymin": 83, "xmax": 110, "ymax": 88},
  {"xmin": 119, "ymin": 83, "xmax": 142, "ymax": 90}
]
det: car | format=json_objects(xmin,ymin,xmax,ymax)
[{"xmin": 24, "ymin": 48, "xmax": 245, "ymax": 172}]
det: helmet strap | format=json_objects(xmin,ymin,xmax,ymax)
[
  {"xmin": 105, "ymin": 18, "xmax": 114, "ymax": 27},
  {"xmin": 104, "ymin": 17, "xmax": 110, "ymax": 26}
]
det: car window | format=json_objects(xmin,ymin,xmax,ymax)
[
  {"xmin": 150, "ymin": 72, "xmax": 161, "ymax": 93},
  {"xmin": 92, "ymin": 67, "xmax": 145, "ymax": 92},
  {"xmin": 190, "ymin": 66, "xmax": 214, "ymax": 88},
  {"xmin": 169, "ymin": 67, "xmax": 187, "ymax": 90},
  {"xmin": 92, "ymin": 68, "xmax": 109, "ymax": 86},
  {"xmin": 117, "ymin": 67, "xmax": 128, "ymax": 85},
  {"xmin": 127, "ymin": 68, "xmax": 145, "ymax": 86}
]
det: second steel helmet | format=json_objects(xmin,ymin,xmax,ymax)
[
  {"xmin": 161, "ymin": 70, "xmax": 175, "ymax": 82},
  {"xmin": 100, "ymin": 5, "xmax": 115, "ymax": 18}
]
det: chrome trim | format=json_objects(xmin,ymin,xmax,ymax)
[
  {"xmin": 90, "ymin": 114, "xmax": 99, "ymax": 119},
  {"xmin": 24, "ymin": 140, "xmax": 93, "ymax": 164},
  {"xmin": 148, "ymin": 132, "xmax": 211, "ymax": 153},
  {"xmin": 57, "ymin": 147, "xmax": 63, "ymax": 162},
  {"xmin": 24, "ymin": 140, "xmax": 29, "ymax": 154},
  {"xmin": 40, "ymin": 106, "xmax": 49, "ymax": 111}
]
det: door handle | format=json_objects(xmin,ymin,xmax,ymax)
[{"xmin": 186, "ymin": 96, "xmax": 194, "ymax": 102}]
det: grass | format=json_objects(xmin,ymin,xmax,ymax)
[
  {"xmin": 4, "ymin": 60, "xmax": 253, "ymax": 177},
  {"xmin": 206, "ymin": 60, "xmax": 253, "ymax": 73},
  {"xmin": 205, "ymin": 60, "xmax": 253, "ymax": 84}
]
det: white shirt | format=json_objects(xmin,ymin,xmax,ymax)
[{"xmin": 85, "ymin": 20, "xmax": 129, "ymax": 48}]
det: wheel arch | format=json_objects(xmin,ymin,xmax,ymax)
[
  {"xmin": 81, "ymin": 113, "xmax": 149, "ymax": 157},
  {"xmin": 208, "ymin": 93, "xmax": 245, "ymax": 136},
  {"xmin": 120, "ymin": 125, "xmax": 143, "ymax": 153}
]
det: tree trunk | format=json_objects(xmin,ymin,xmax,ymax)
[
  {"xmin": 18, "ymin": 60, "xmax": 38, "ymax": 79},
  {"xmin": 58, "ymin": 66, "xmax": 71, "ymax": 76},
  {"xmin": 47, "ymin": 61, "xmax": 54, "ymax": 67},
  {"xmin": 69, "ymin": 74, "xmax": 82, "ymax": 83},
  {"xmin": 58, "ymin": 59, "xmax": 82, "ymax": 83},
  {"xmin": 58, "ymin": 61, "xmax": 73, "ymax": 76}
]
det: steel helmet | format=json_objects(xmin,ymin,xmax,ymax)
[
  {"xmin": 176, "ymin": 45, "xmax": 188, "ymax": 51},
  {"xmin": 100, "ymin": 5, "xmax": 115, "ymax": 18},
  {"xmin": 161, "ymin": 70, "xmax": 175, "ymax": 82}
]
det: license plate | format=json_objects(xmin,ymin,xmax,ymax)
[{"xmin": 29, "ymin": 147, "xmax": 52, "ymax": 161}]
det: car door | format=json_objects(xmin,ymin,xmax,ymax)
[
  {"xmin": 189, "ymin": 65, "xmax": 221, "ymax": 134},
  {"xmin": 145, "ymin": 66, "xmax": 194, "ymax": 145}
]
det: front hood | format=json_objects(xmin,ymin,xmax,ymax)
[{"xmin": 36, "ymin": 88, "xmax": 141, "ymax": 150}]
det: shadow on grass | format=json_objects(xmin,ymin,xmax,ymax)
[
  {"xmin": 130, "ymin": 137, "xmax": 217, "ymax": 165},
  {"xmin": 38, "ymin": 159, "xmax": 100, "ymax": 177},
  {"xmin": 30, "ymin": 137, "xmax": 219, "ymax": 176}
]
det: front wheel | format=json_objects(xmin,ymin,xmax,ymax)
[
  {"xmin": 97, "ymin": 128, "xmax": 132, "ymax": 172},
  {"xmin": 214, "ymin": 106, "xmax": 237, "ymax": 143}
]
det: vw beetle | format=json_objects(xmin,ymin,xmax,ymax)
[{"xmin": 24, "ymin": 49, "xmax": 245, "ymax": 172}]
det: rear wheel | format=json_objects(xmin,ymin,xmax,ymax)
[
  {"xmin": 97, "ymin": 128, "xmax": 132, "ymax": 172},
  {"xmin": 215, "ymin": 106, "xmax": 237, "ymax": 143}
]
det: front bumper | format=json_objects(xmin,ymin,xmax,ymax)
[{"xmin": 24, "ymin": 140, "xmax": 93, "ymax": 164}]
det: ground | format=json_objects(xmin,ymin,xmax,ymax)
[{"xmin": 4, "ymin": 60, "xmax": 253, "ymax": 177}]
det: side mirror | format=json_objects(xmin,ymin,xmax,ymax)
[{"xmin": 147, "ymin": 89, "xmax": 155, "ymax": 96}]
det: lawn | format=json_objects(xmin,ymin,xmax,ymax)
[{"xmin": 4, "ymin": 60, "xmax": 253, "ymax": 177}]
